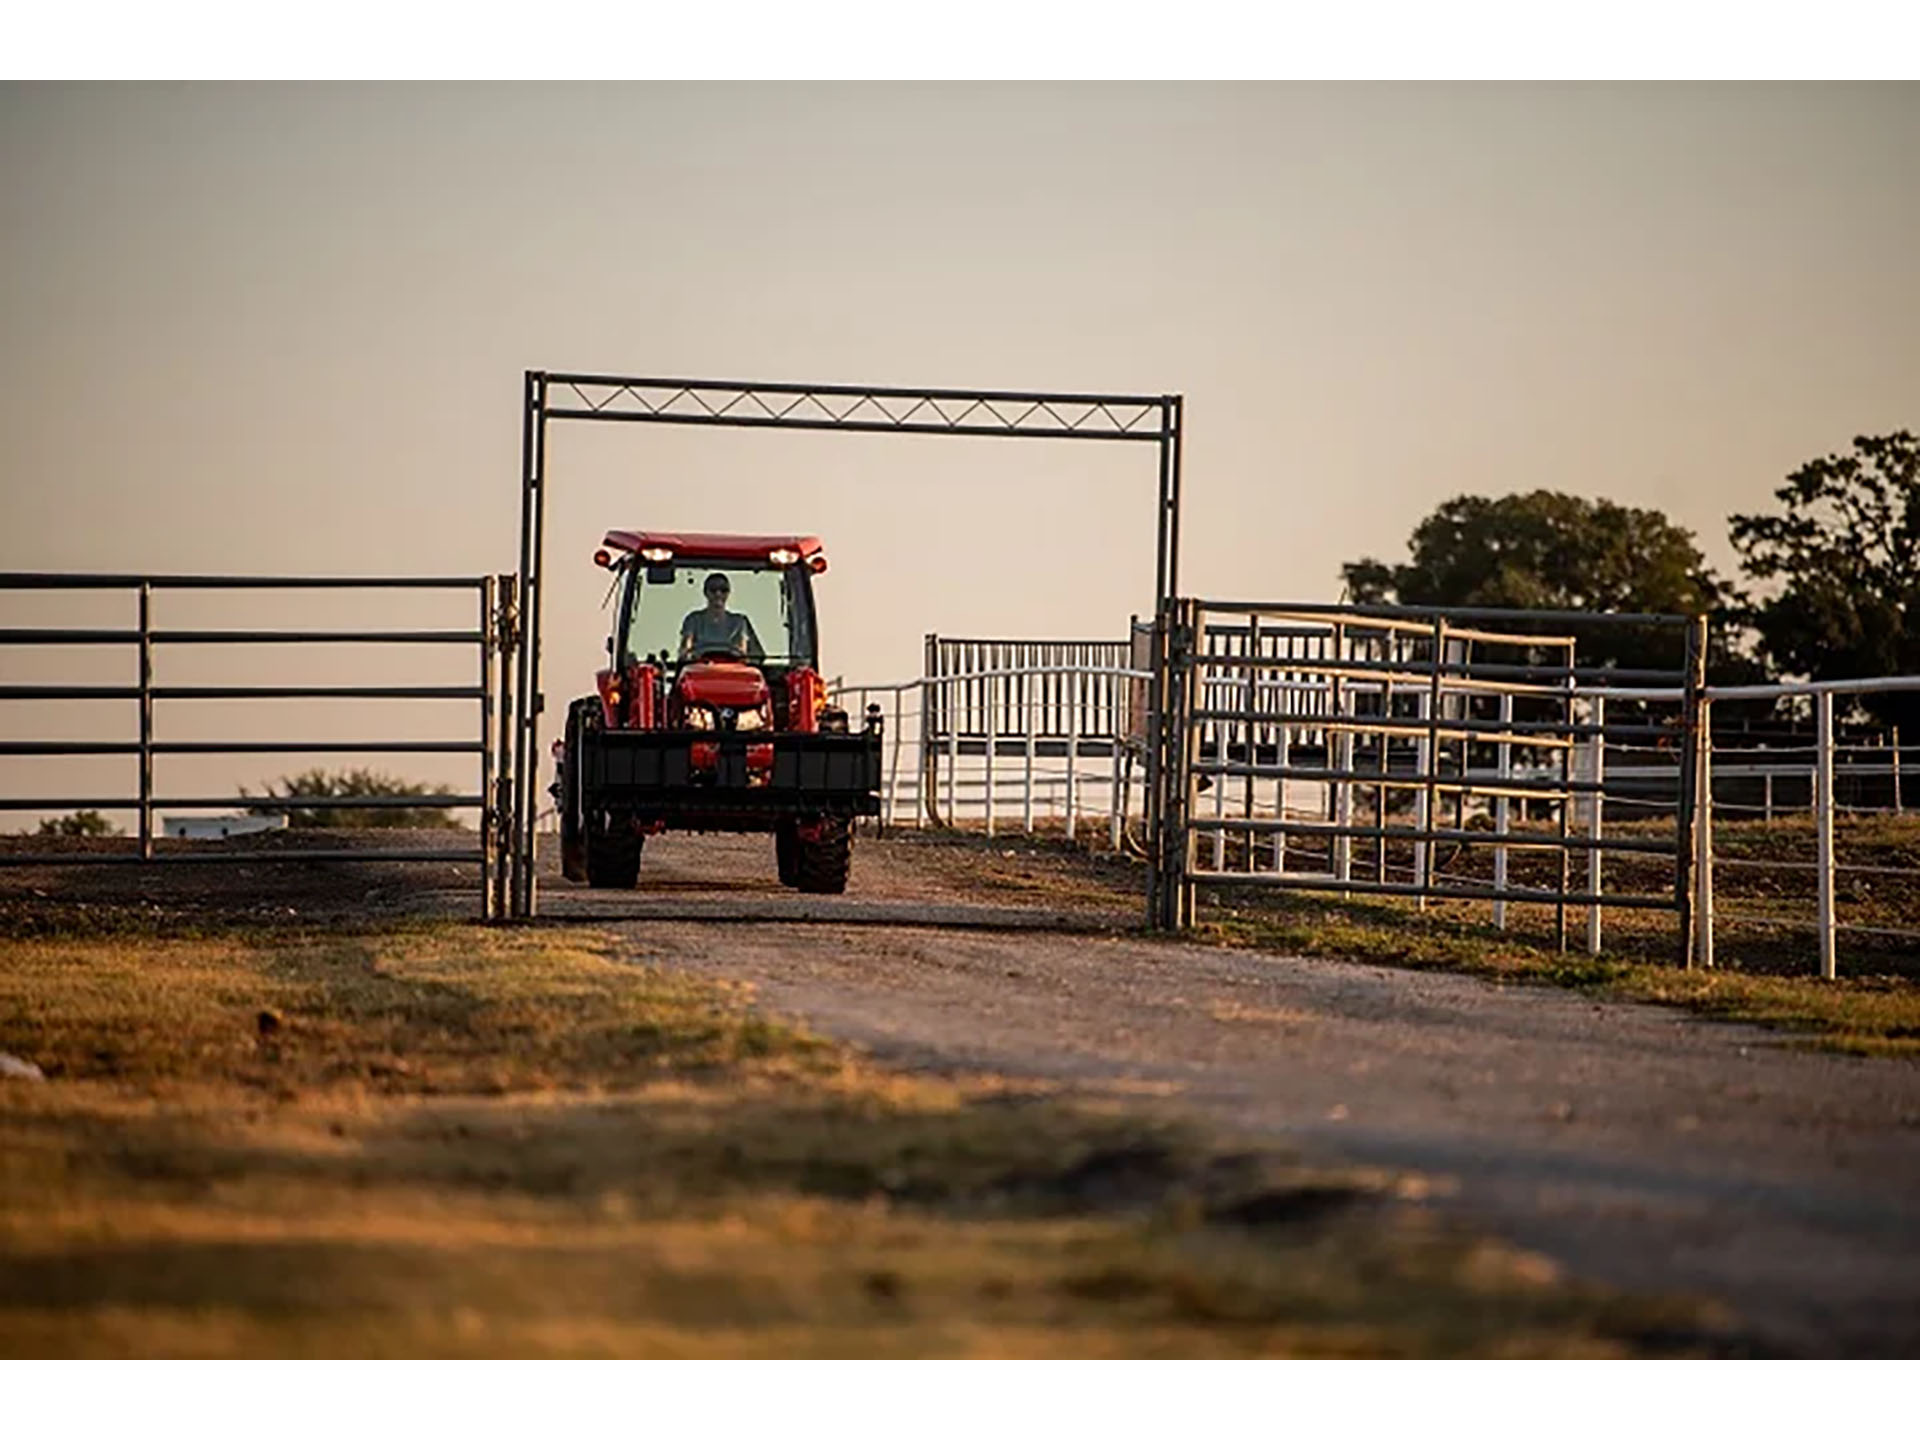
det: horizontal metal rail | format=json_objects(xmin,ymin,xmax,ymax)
[
  {"xmin": 0, "ymin": 629, "xmax": 484, "ymax": 646},
  {"xmin": 1184, "ymin": 815, "xmax": 1679, "ymax": 856},
  {"xmin": 0, "ymin": 793, "xmax": 480, "ymax": 811},
  {"xmin": 1195, "ymin": 599, "xmax": 1694, "ymax": 628},
  {"xmin": 1191, "ymin": 758, "xmax": 1606, "ymax": 798},
  {"xmin": 0, "ymin": 685, "xmax": 485, "ymax": 701},
  {"xmin": 0, "ymin": 573, "xmax": 486, "ymax": 590},
  {"xmin": 1186, "ymin": 870, "xmax": 1676, "ymax": 910},
  {"xmin": 0, "ymin": 848, "xmax": 481, "ymax": 868},
  {"xmin": 0, "ymin": 740, "xmax": 484, "ymax": 757},
  {"xmin": 1190, "ymin": 708, "xmax": 1580, "ymax": 748}
]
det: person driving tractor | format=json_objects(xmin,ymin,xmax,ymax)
[{"xmin": 679, "ymin": 572, "xmax": 765, "ymax": 662}]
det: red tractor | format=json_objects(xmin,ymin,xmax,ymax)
[{"xmin": 552, "ymin": 530, "xmax": 881, "ymax": 893}]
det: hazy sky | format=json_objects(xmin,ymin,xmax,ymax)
[{"xmin": 3, "ymin": 83, "xmax": 1917, "ymax": 819}]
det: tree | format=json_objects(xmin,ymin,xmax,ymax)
[
  {"xmin": 1729, "ymin": 431, "xmax": 1920, "ymax": 735},
  {"xmin": 1342, "ymin": 491, "xmax": 1748, "ymax": 677},
  {"xmin": 36, "ymin": 810, "xmax": 121, "ymax": 838},
  {"xmin": 244, "ymin": 768, "xmax": 463, "ymax": 830}
]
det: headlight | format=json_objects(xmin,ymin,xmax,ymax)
[
  {"xmin": 733, "ymin": 707, "xmax": 768, "ymax": 732},
  {"xmin": 682, "ymin": 704, "xmax": 717, "ymax": 730}
]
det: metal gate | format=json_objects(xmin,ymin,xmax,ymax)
[
  {"xmin": 0, "ymin": 572, "xmax": 518, "ymax": 919},
  {"xmin": 1151, "ymin": 598, "xmax": 1706, "ymax": 956}
]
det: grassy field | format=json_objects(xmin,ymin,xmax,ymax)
[{"xmin": 0, "ymin": 917, "xmax": 1736, "ymax": 1358}]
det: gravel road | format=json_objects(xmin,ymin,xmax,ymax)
[{"xmin": 545, "ymin": 830, "xmax": 1920, "ymax": 1358}]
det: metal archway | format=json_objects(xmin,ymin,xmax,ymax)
[{"xmin": 507, "ymin": 371, "xmax": 1184, "ymax": 922}]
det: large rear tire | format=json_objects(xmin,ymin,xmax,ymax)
[
  {"xmin": 793, "ymin": 817, "xmax": 851, "ymax": 895},
  {"xmin": 585, "ymin": 812, "xmax": 642, "ymax": 889},
  {"xmin": 558, "ymin": 699, "xmax": 597, "ymax": 884},
  {"xmin": 775, "ymin": 819, "xmax": 800, "ymax": 888}
]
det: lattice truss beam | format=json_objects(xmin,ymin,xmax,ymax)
[{"xmin": 541, "ymin": 373, "xmax": 1168, "ymax": 442}]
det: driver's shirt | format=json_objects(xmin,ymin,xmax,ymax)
[{"xmin": 680, "ymin": 607, "xmax": 761, "ymax": 660}]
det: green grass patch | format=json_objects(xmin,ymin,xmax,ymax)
[{"xmin": 1197, "ymin": 892, "xmax": 1920, "ymax": 1059}]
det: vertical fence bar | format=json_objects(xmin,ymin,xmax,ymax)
[
  {"xmin": 1817, "ymin": 689, "xmax": 1837, "ymax": 980},
  {"xmin": 1274, "ymin": 668, "xmax": 1290, "ymax": 876},
  {"xmin": 1556, "ymin": 670, "xmax": 1573, "ymax": 952},
  {"xmin": 137, "ymin": 581, "xmax": 154, "ymax": 860},
  {"xmin": 493, "ymin": 575, "xmax": 517, "ymax": 922},
  {"xmin": 1023, "ymin": 678, "xmax": 1036, "ymax": 834},
  {"xmin": 1493, "ymin": 690, "xmax": 1512, "ymax": 930},
  {"xmin": 888, "ymin": 687, "xmax": 904, "ymax": 830},
  {"xmin": 1210, "ymin": 644, "xmax": 1226, "ymax": 871},
  {"xmin": 1693, "ymin": 696, "xmax": 1714, "ymax": 970},
  {"xmin": 1676, "ymin": 614, "xmax": 1707, "ymax": 965},
  {"xmin": 1413, "ymin": 688, "xmax": 1432, "ymax": 908},
  {"xmin": 1416, "ymin": 619, "xmax": 1444, "ymax": 911},
  {"xmin": 1067, "ymin": 666, "xmax": 1082, "ymax": 844},
  {"xmin": 922, "ymin": 634, "xmax": 939, "ymax": 827},
  {"xmin": 479, "ymin": 575, "xmax": 496, "ymax": 921},
  {"xmin": 945, "ymin": 674, "xmax": 958, "ymax": 827},
  {"xmin": 984, "ymin": 672, "xmax": 997, "ymax": 837},
  {"xmin": 1332, "ymin": 623, "xmax": 1352, "ymax": 891},
  {"xmin": 1243, "ymin": 615, "xmax": 1259, "ymax": 872},
  {"xmin": 1587, "ymin": 693, "xmax": 1606, "ymax": 957},
  {"xmin": 1895, "ymin": 726, "xmax": 1905, "ymax": 817}
]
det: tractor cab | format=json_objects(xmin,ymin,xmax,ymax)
[{"xmin": 592, "ymin": 531, "xmax": 833, "ymax": 735}]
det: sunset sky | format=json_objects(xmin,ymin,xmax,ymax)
[{"xmin": 3, "ymin": 82, "xmax": 1916, "ymax": 821}]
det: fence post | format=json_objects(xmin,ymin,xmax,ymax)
[
  {"xmin": 1894, "ymin": 726, "xmax": 1904, "ymax": 817},
  {"xmin": 1693, "ymin": 696, "xmax": 1714, "ymax": 970},
  {"xmin": 138, "ymin": 581, "xmax": 154, "ymax": 861},
  {"xmin": 1817, "ymin": 689, "xmax": 1837, "ymax": 980},
  {"xmin": 945, "ymin": 674, "xmax": 958, "ymax": 828},
  {"xmin": 1244, "ymin": 615, "xmax": 1259, "ymax": 872},
  {"xmin": 1677, "ymin": 614, "xmax": 1707, "ymax": 967},
  {"xmin": 1494, "ymin": 690, "xmax": 1512, "ymax": 930},
  {"xmin": 888, "ymin": 687, "xmax": 904, "ymax": 831},
  {"xmin": 480, "ymin": 575, "xmax": 496, "ymax": 921},
  {"xmin": 494, "ymin": 576, "xmax": 518, "ymax": 920},
  {"xmin": 1587, "ymin": 693, "xmax": 1607, "ymax": 957},
  {"xmin": 984, "ymin": 671, "xmax": 997, "ymax": 838},
  {"xmin": 1067, "ymin": 666, "xmax": 1081, "ymax": 844},
  {"xmin": 1413, "ymin": 688, "xmax": 1432, "ymax": 909}
]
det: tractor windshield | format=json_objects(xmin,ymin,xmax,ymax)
[{"xmin": 619, "ymin": 561, "xmax": 817, "ymax": 672}]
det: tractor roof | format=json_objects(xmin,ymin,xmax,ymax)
[{"xmin": 602, "ymin": 530, "xmax": 824, "ymax": 562}]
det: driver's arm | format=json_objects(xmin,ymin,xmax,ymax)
[{"xmin": 678, "ymin": 613, "xmax": 698, "ymax": 660}]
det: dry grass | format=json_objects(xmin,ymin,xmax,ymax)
[{"xmin": 0, "ymin": 920, "xmax": 1735, "ymax": 1357}]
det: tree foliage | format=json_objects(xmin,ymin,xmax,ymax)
[
  {"xmin": 1729, "ymin": 431, "xmax": 1920, "ymax": 733},
  {"xmin": 1341, "ymin": 491, "xmax": 1743, "ymax": 675},
  {"xmin": 244, "ymin": 768, "xmax": 463, "ymax": 830},
  {"xmin": 36, "ymin": 810, "xmax": 121, "ymax": 838}
]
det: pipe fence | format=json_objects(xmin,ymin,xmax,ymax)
[
  {"xmin": 1687, "ymin": 676, "xmax": 1920, "ymax": 979},
  {"xmin": 842, "ymin": 622, "xmax": 1919, "ymax": 977},
  {"xmin": 0, "ymin": 573, "xmax": 517, "ymax": 919}
]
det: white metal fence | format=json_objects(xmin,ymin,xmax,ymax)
[
  {"xmin": 829, "ymin": 659, "xmax": 1149, "ymax": 847},
  {"xmin": 1687, "ymin": 677, "xmax": 1920, "ymax": 979}
]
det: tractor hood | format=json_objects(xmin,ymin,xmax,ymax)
[{"xmin": 675, "ymin": 660, "xmax": 771, "ymax": 711}]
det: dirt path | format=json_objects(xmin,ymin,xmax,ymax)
[{"xmin": 546, "ymin": 831, "xmax": 1920, "ymax": 1358}]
